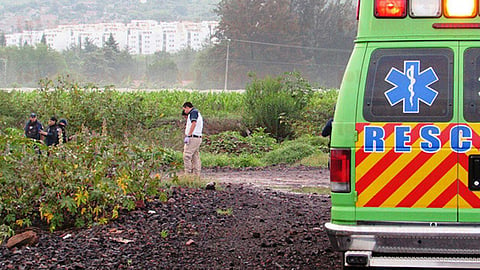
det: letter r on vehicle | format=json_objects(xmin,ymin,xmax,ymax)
[{"xmin": 365, "ymin": 126, "xmax": 385, "ymax": 152}]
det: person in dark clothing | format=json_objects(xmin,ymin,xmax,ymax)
[
  {"xmin": 40, "ymin": 116, "xmax": 61, "ymax": 146},
  {"xmin": 322, "ymin": 105, "xmax": 335, "ymax": 147},
  {"xmin": 321, "ymin": 118, "xmax": 333, "ymax": 138},
  {"xmin": 24, "ymin": 113, "xmax": 44, "ymax": 140},
  {"xmin": 321, "ymin": 116, "xmax": 334, "ymax": 169},
  {"xmin": 58, "ymin": 118, "xmax": 70, "ymax": 143}
]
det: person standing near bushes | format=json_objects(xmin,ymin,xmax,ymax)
[
  {"xmin": 182, "ymin": 102, "xmax": 203, "ymax": 175},
  {"xmin": 321, "ymin": 118, "xmax": 333, "ymax": 138},
  {"xmin": 321, "ymin": 105, "xmax": 335, "ymax": 148},
  {"xmin": 58, "ymin": 118, "xmax": 71, "ymax": 143},
  {"xmin": 40, "ymin": 116, "xmax": 61, "ymax": 146},
  {"xmin": 24, "ymin": 113, "xmax": 44, "ymax": 141}
]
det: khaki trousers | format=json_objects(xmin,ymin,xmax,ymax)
[{"xmin": 183, "ymin": 137, "xmax": 202, "ymax": 175}]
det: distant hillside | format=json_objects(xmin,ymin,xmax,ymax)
[{"xmin": 0, "ymin": 0, "xmax": 220, "ymax": 33}]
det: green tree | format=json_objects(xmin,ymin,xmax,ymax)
[
  {"xmin": 82, "ymin": 37, "xmax": 98, "ymax": 53},
  {"xmin": 34, "ymin": 44, "xmax": 66, "ymax": 78},
  {"xmin": 0, "ymin": 45, "xmax": 66, "ymax": 86},
  {"xmin": 104, "ymin": 33, "xmax": 119, "ymax": 53},
  {"xmin": 147, "ymin": 52, "xmax": 179, "ymax": 86},
  {"xmin": 40, "ymin": 34, "xmax": 47, "ymax": 45},
  {"xmin": 209, "ymin": 0, "xmax": 304, "ymax": 89},
  {"xmin": 173, "ymin": 48, "xmax": 198, "ymax": 84},
  {"xmin": 192, "ymin": 46, "xmax": 222, "ymax": 89},
  {"xmin": 195, "ymin": 0, "xmax": 357, "ymax": 89},
  {"xmin": 81, "ymin": 49, "xmax": 109, "ymax": 83},
  {"xmin": 292, "ymin": 0, "xmax": 357, "ymax": 86},
  {"xmin": 293, "ymin": 0, "xmax": 356, "ymax": 50}
]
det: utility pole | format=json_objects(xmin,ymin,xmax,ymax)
[{"xmin": 224, "ymin": 39, "xmax": 230, "ymax": 91}]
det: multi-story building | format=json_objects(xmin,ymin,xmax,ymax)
[{"xmin": 4, "ymin": 20, "xmax": 218, "ymax": 54}]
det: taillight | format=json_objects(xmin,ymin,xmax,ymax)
[
  {"xmin": 330, "ymin": 148, "xmax": 351, "ymax": 193},
  {"xmin": 375, "ymin": 0, "xmax": 407, "ymax": 18},
  {"xmin": 409, "ymin": 0, "xmax": 442, "ymax": 17},
  {"xmin": 357, "ymin": 0, "xmax": 361, "ymax": 20},
  {"xmin": 444, "ymin": 0, "xmax": 477, "ymax": 18}
]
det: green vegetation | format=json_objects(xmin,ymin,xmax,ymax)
[
  {"xmin": 0, "ymin": 75, "xmax": 337, "ymax": 234},
  {"xmin": 244, "ymin": 72, "xmax": 313, "ymax": 141},
  {"xmin": 263, "ymin": 141, "xmax": 316, "ymax": 165},
  {"xmin": 216, "ymin": 208, "xmax": 233, "ymax": 216},
  {"xmin": 160, "ymin": 230, "xmax": 169, "ymax": 239},
  {"xmin": 0, "ymin": 129, "xmax": 179, "ymax": 232},
  {"xmin": 297, "ymin": 151, "xmax": 329, "ymax": 168},
  {"xmin": 203, "ymin": 128, "xmax": 276, "ymax": 156}
]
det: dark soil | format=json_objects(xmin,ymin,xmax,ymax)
[{"xmin": 0, "ymin": 167, "xmax": 341, "ymax": 269}]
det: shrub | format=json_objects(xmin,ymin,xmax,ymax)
[
  {"xmin": 0, "ymin": 129, "xmax": 179, "ymax": 232},
  {"xmin": 243, "ymin": 72, "xmax": 313, "ymax": 141},
  {"xmin": 294, "ymin": 89, "xmax": 338, "ymax": 136},
  {"xmin": 201, "ymin": 152, "xmax": 265, "ymax": 168},
  {"xmin": 230, "ymin": 154, "xmax": 265, "ymax": 168},
  {"xmin": 287, "ymin": 134, "xmax": 330, "ymax": 153},
  {"xmin": 297, "ymin": 151, "xmax": 330, "ymax": 168},
  {"xmin": 263, "ymin": 141, "xmax": 316, "ymax": 165},
  {"xmin": 202, "ymin": 128, "xmax": 276, "ymax": 156},
  {"xmin": 201, "ymin": 153, "xmax": 232, "ymax": 167}
]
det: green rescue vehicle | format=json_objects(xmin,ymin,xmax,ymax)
[{"xmin": 326, "ymin": 0, "xmax": 480, "ymax": 268}]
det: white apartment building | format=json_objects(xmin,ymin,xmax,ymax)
[
  {"xmin": 6, "ymin": 31, "xmax": 44, "ymax": 47},
  {"xmin": 5, "ymin": 20, "xmax": 218, "ymax": 55}
]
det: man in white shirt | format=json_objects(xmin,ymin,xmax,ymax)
[{"xmin": 182, "ymin": 102, "xmax": 203, "ymax": 175}]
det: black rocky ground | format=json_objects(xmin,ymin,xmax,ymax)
[{"xmin": 0, "ymin": 183, "xmax": 341, "ymax": 269}]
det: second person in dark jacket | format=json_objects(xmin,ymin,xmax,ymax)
[{"xmin": 40, "ymin": 116, "xmax": 61, "ymax": 146}]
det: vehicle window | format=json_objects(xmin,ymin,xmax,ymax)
[
  {"xmin": 364, "ymin": 48, "xmax": 453, "ymax": 122},
  {"xmin": 464, "ymin": 48, "xmax": 480, "ymax": 122}
]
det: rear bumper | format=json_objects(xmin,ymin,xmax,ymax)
[{"xmin": 325, "ymin": 222, "xmax": 480, "ymax": 254}]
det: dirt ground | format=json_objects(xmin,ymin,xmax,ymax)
[
  {"xmin": 203, "ymin": 165, "xmax": 330, "ymax": 191},
  {"xmin": 0, "ymin": 166, "xmax": 342, "ymax": 269}
]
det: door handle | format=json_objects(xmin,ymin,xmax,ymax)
[{"xmin": 468, "ymin": 155, "xmax": 480, "ymax": 191}]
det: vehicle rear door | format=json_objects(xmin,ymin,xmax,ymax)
[
  {"xmin": 355, "ymin": 42, "xmax": 458, "ymax": 222},
  {"xmin": 458, "ymin": 43, "xmax": 480, "ymax": 222}
]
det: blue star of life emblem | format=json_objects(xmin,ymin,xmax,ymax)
[{"xmin": 384, "ymin": 60, "xmax": 439, "ymax": 113}]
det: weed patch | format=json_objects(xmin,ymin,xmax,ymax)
[{"xmin": 0, "ymin": 130, "xmax": 179, "ymax": 232}]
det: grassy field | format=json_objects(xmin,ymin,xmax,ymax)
[{"xmin": 0, "ymin": 78, "xmax": 336, "ymax": 234}]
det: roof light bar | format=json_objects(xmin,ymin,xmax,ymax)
[
  {"xmin": 444, "ymin": 0, "xmax": 477, "ymax": 18},
  {"xmin": 410, "ymin": 0, "xmax": 442, "ymax": 17},
  {"xmin": 375, "ymin": 0, "xmax": 407, "ymax": 18}
]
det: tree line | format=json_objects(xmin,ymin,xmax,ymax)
[{"xmin": 0, "ymin": 0, "xmax": 357, "ymax": 89}]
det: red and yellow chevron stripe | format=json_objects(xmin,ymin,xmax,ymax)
[{"xmin": 355, "ymin": 123, "xmax": 480, "ymax": 209}]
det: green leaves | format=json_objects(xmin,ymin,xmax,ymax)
[
  {"xmin": 244, "ymin": 72, "xmax": 314, "ymax": 141},
  {"xmin": 203, "ymin": 128, "xmax": 276, "ymax": 156},
  {"xmin": 0, "ymin": 130, "xmax": 179, "ymax": 232}
]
